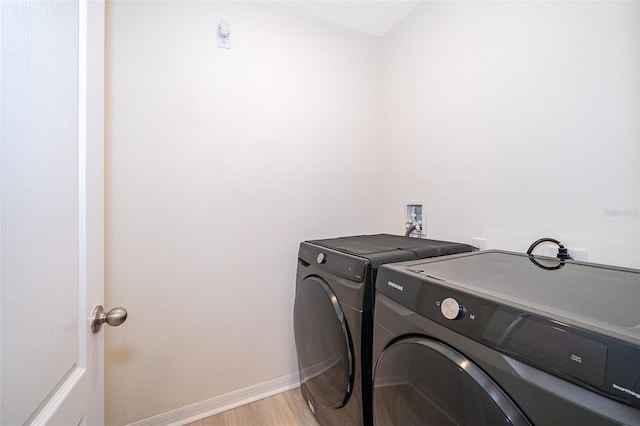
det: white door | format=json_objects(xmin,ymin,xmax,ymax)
[{"xmin": 1, "ymin": 1, "xmax": 108, "ymax": 424}]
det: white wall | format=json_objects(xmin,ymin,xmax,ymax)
[
  {"xmin": 105, "ymin": 2, "xmax": 383, "ymax": 424},
  {"xmin": 380, "ymin": 0, "xmax": 640, "ymax": 268},
  {"xmin": 106, "ymin": 1, "xmax": 640, "ymax": 424}
]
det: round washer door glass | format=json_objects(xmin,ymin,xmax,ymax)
[
  {"xmin": 294, "ymin": 276, "xmax": 354, "ymax": 408},
  {"xmin": 373, "ymin": 337, "xmax": 530, "ymax": 426}
]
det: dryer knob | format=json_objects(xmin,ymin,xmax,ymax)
[
  {"xmin": 317, "ymin": 253, "xmax": 327, "ymax": 264},
  {"xmin": 441, "ymin": 297, "xmax": 464, "ymax": 320}
]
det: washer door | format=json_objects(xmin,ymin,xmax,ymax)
[
  {"xmin": 294, "ymin": 276, "xmax": 354, "ymax": 409},
  {"xmin": 373, "ymin": 337, "xmax": 530, "ymax": 426}
]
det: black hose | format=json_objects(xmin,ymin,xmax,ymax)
[
  {"xmin": 526, "ymin": 237, "xmax": 573, "ymax": 270},
  {"xmin": 526, "ymin": 237, "xmax": 573, "ymax": 260}
]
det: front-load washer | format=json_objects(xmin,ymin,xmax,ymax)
[
  {"xmin": 372, "ymin": 250, "xmax": 640, "ymax": 425},
  {"xmin": 294, "ymin": 234, "xmax": 474, "ymax": 426}
]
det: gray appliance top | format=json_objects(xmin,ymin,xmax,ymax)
[
  {"xmin": 397, "ymin": 250, "xmax": 640, "ymax": 343},
  {"xmin": 307, "ymin": 234, "xmax": 474, "ymax": 269}
]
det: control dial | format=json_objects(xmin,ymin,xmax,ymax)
[
  {"xmin": 317, "ymin": 253, "xmax": 327, "ymax": 264},
  {"xmin": 441, "ymin": 297, "xmax": 464, "ymax": 320}
]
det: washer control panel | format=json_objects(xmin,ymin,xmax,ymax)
[{"xmin": 375, "ymin": 260, "xmax": 640, "ymax": 410}]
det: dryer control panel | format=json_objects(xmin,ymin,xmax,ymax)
[{"xmin": 299, "ymin": 242, "xmax": 367, "ymax": 282}]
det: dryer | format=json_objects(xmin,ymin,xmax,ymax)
[
  {"xmin": 372, "ymin": 250, "xmax": 640, "ymax": 425},
  {"xmin": 294, "ymin": 234, "xmax": 474, "ymax": 425}
]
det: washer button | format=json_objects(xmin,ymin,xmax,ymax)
[
  {"xmin": 441, "ymin": 297, "xmax": 464, "ymax": 320},
  {"xmin": 317, "ymin": 253, "xmax": 327, "ymax": 264}
]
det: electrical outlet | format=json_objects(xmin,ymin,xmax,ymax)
[
  {"xmin": 544, "ymin": 246, "xmax": 588, "ymax": 261},
  {"xmin": 568, "ymin": 248, "xmax": 588, "ymax": 261},
  {"xmin": 471, "ymin": 238, "xmax": 488, "ymax": 250}
]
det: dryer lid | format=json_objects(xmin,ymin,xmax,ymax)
[
  {"xmin": 294, "ymin": 276, "xmax": 354, "ymax": 408},
  {"xmin": 373, "ymin": 337, "xmax": 530, "ymax": 426}
]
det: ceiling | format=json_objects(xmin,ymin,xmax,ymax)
[{"xmin": 267, "ymin": 1, "xmax": 423, "ymax": 37}]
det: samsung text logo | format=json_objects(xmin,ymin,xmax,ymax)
[
  {"xmin": 612, "ymin": 383, "xmax": 640, "ymax": 400},
  {"xmin": 387, "ymin": 281, "xmax": 404, "ymax": 291}
]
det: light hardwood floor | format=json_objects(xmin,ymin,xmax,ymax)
[{"xmin": 188, "ymin": 388, "xmax": 320, "ymax": 426}]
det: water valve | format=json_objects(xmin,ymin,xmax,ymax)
[{"xmin": 405, "ymin": 203, "xmax": 425, "ymax": 237}]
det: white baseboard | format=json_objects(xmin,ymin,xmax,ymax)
[{"xmin": 127, "ymin": 372, "xmax": 301, "ymax": 426}]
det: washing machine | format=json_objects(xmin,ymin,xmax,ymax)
[
  {"xmin": 294, "ymin": 234, "xmax": 475, "ymax": 426},
  {"xmin": 372, "ymin": 250, "xmax": 640, "ymax": 425}
]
